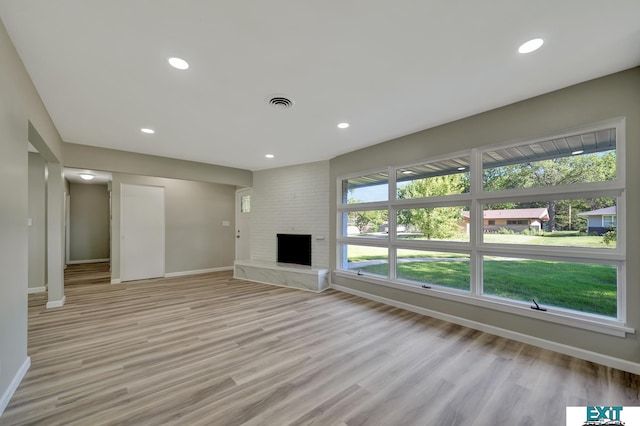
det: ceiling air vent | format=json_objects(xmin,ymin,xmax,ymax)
[{"xmin": 268, "ymin": 96, "xmax": 294, "ymax": 109}]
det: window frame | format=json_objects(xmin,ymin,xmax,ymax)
[{"xmin": 336, "ymin": 118, "xmax": 629, "ymax": 336}]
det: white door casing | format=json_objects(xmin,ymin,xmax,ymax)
[
  {"xmin": 120, "ymin": 184, "xmax": 165, "ymax": 281},
  {"xmin": 235, "ymin": 188, "xmax": 251, "ymax": 261},
  {"xmin": 65, "ymin": 193, "xmax": 70, "ymax": 266}
]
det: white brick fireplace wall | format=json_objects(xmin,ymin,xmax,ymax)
[{"xmin": 250, "ymin": 160, "xmax": 330, "ymax": 269}]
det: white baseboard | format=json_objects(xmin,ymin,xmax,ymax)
[
  {"xmin": 0, "ymin": 357, "xmax": 30, "ymax": 416},
  {"xmin": 27, "ymin": 284, "xmax": 47, "ymax": 294},
  {"xmin": 110, "ymin": 267, "xmax": 231, "ymax": 284},
  {"xmin": 46, "ymin": 295, "xmax": 66, "ymax": 309},
  {"xmin": 330, "ymin": 283, "xmax": 640, "ymax": 376},
  {"xmin": 164, "ymin": 266, "xmax": 233, "ymax": 278},
  {"xmin": 67, "ymin": 258, "xmax": 110, "ymax": 265}
]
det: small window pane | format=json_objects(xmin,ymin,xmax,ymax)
[
  {"xmin": 483, "ymin": 129, "xmax": 616, "ymax": 191},
  {"xmin": 397, "ymin": 206, "xmax": 469, "ymax": 241},
  {"xmin": 343, "ymin": 210, "xmax": 389, "ymax": 239},
  {"xmin": 397, "ymin": 157, "xmax": 470, "ymax": 200},
  {"xmin": 344, "ymin": 245, "xmax": 388, "ymax": 278},
  {"xmin": 482, "ymin": 199, "xmax": 616, "ymax": 249},
  {"xmin": 240, "ymin": 195, "xmax": 250, "ymax": 213},
  {"xmin": 342, "ymin": 172, "xmax": 388, "ymax": 204},
  {"xmin": 603, "ymin": 215, "xmax": 617, "ymax": 228},
  {"xmin": 483, "ymin": 256, "xmax": 617, "ymax": 317},
  {"xmin": 396, "ymin": 249, "xmax": 470, "ymax": 291}
]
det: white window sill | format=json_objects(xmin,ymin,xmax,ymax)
[{"xmin": 333, "ymin": 270, "xmax": 634, "ymax": 338}]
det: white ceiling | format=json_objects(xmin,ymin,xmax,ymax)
[{"xmin": 2, "ymin": 1, "xmax": 640, "ymax": 172}]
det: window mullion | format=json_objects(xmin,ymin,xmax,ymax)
[
  {"xmin": 470, "ymin": 148, "xmax": 482, "ymax": 296},
  {"xmin": 388, "ymin": 166, "xmax": 397, "ymax": 280}
]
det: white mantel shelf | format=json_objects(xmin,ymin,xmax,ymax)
[{"xmin": 233, "ymin": 260, "xmax": 329, "ymax": 293}]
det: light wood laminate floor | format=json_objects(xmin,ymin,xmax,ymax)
[{"xmin": 3, "ymin": 263, "xmax": 639, "ymax": 425}]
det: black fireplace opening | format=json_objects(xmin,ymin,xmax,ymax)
[{"xmin": 277, "ymin": 234, "xmax": 312, "ymax": 266}]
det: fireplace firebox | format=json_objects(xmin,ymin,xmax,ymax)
[{"xmin": 277, "ymin": 234, "xmax": 312, "ymax": 266}]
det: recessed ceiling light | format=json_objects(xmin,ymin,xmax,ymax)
[
  {"xmin": 79, "ymin": 173, "xmax": 95, "ymax": 181},
  {"xmin": 572, "ymin": 150, "xmax": 584, "ymax": 155},
  {"xmin": 141, "ymin": 128, "xmax": 155, "ymax": 134},
  {"xmin": 518, "ymin": 38, "xmax": 544, "ymax": 54},
  {"xmin": 401, "ymin": 170, "xmax": 413, "ymax": 175},
  {"xmin": 457, "ymin": 167, "xmax": 466, "ymax": 171},
  {"xmin": 168, "ymin": 57, "xmax": 189, "ymax": 70},
  {"xmin": 337, "ymin": 122, "xmax": 350, "ymax": 129},
  {"xmin": 265, "ymin": 154, "xmax": 275, "ymax": 159}
]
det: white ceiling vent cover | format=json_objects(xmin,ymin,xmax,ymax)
[{"xmin": 268, "ymin": 96, "xmax": 294, "ymax": 109}]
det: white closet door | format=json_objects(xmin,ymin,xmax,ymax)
[{"xmin": 121, "ymin": 184, "xmax": 165, "ymax": 281}]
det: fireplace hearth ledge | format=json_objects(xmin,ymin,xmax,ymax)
[{"xmin": 233, "ymin": 260, "xmax": 329, "ymax": 293}]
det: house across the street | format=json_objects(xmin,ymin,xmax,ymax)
[
  {"xmin": 461, "ymin": 208, "xmax": 549, "ymax": 233},
  {"xmin": 577, "ymin": 206, "xmax": 617, "ymax": 235}
]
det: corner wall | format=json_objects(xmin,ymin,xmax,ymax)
[
  {"xmin": 330, "ymin": 67, "xmax": 640, "ymax": 366},
  {"xmin": 0, "ymin": 18, "xmax": 64, "ymax": 414}
]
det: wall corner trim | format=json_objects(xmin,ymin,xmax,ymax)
[
  {"xmin": 27, "ymin": 286, "xmax": 47, "ymax": 294},
  {"xmin": 330, "ymin": 283, "xmax": 640, "ymax": 375},
  {"xmin": 111, "ymin": 279, "xmax": 122, "ymax": 284},
  {"xmin": 45, "ymin": 296, "xmax": 66, "ymax": 309},
  {"xmin": 0, "ymin": 357, "xmax": 31, "ymax": 416}
]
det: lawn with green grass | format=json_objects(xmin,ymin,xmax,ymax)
[
  {"xmin": 347, "ymin": 246, "xmax": 468, "ymax": 262},
  {"xmin": 353, "ymin": 231, "xmax": 613, "ymax": 248},
  {"xmin": 354, "ymin": 259, "xmax": 616, "ymax": 317},
  {"xmin": 483, "ymin": 231, "xmax": 614, "ymax": 248},
  {"xmin": 346, "ymin": 233, "xmax": 617, "ymax": 316}
]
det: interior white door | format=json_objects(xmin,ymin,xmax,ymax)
[
  {"xmin": 235, "ymin": 188, "xmax": 251, "ymax": 260},
  {"xmin": 121, "ymin": 184, "xmax": 165, "ymax": 281}
]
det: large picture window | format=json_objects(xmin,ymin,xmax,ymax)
[{"xmin": 337, "ymin": 120, "xmax": 626, "ymax": 332}]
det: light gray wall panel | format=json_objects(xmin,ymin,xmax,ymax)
[
  {"xmin": 63, "ymin": 143, "xmax": 252, "ymax": 188},
  {"xmin": 28, "ymin": 153, "xmax": 47, "ymax": 288},
  {"xmin": 69, "ymin": 183, "xmax": 110, "ymax": 261}
]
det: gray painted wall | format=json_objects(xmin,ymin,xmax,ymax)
[
  {"xmin": 0, "ymin": 19, "xmax": 64, "ymax": 410},
  {"xmin": 64, "ymin": 143, "xmax": 252, "ymax": 188},
  {"xmin": 69, "ymin": 183, "xmax": 110, "ymax": 262},
  {"xmin": 330, "ymin": 67, "xmax": 640, "ymax": 364},
  {"xmin": 111, "ymin": 174, "xmax": 237, "ymax": 280},
  {"xmin": 28, "ymin": 153, "xmax": 47, "ymax": 289}
]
